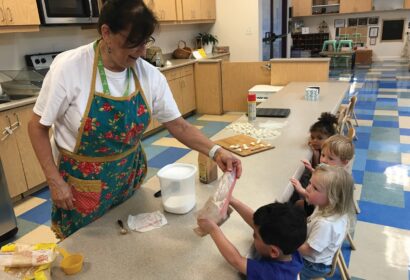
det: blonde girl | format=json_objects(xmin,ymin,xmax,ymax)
[{"xmin": 298, "ymin": 164, "xmax": 355, "ymax": 280}]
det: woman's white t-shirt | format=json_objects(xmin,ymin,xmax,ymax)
[
  {"xmin": 304, "ymin": 208, "xmax": 348, "ymax": 265},
  {"xmin": 33, "ymin": 42, "xmax": 181, "ymax": 159}
]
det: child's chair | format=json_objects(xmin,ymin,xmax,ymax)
[
  {"xmin": 311, "ymin": 248, "xmax": 351, "ymax": 280},
  {"xmin": 322, "ymin": 40, "xmax": 338, "ymax": 52}
]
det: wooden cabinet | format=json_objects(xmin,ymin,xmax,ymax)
[
  {"xmin": 0, "ymin": 105, "xmax": 45, "ymax": 198},
  {"xmin": 195, "ymin": 60, "xmax": 223, "ymax": 114},
  {"xmin": 0, "ymin": 0, "xmax": 40, "ymax": 32},
  {"xmin": 144, "ymin": 0, "xmax": 177, "ymax": 21},
  {"xmin": 164, "ymin": 65, "xmax": 196, "ymax": 115},
  {"xmin": 405, "ymin": 0, "xmax": 410, "ymax": 8},
  {"xmin": 292, "ymin": 0, "xmax": 312, "ymax": 17},
  {"xmin": 340, "ymin": 0, "xmax": 372, "ymax": 13},
  {"xmin": 180, "ymin": 0, "xmax": 201, "ymax": 20},
  {"xmin": 200, "ymin": 0, "xmax": 216, "ymax": 20}
]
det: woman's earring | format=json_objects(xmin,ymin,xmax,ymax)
[{"xmin": 107, "ymin": 46, "xmax": 112, "ymax": 54}]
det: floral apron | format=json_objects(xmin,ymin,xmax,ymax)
[{"xmin": 51, "ymin": 41, "xmax": 151, "ymax": 239}]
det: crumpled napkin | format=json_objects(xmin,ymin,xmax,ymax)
[{"xmin": 127, "ymin": 211, "xmax": 168, "ymax": 233}]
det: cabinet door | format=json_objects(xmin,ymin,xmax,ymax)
[
  {"xmin": 145, "ymin": 0, "xmax": 177, "ymax": 21},
  {"xmin": 200, "ymin": 0, "xmax": 216, "ymax": 20},
  {"xmin": 181, "ymin": 0, "xmax": 201, "ymax": 20},
  {"xmin": 3, "ymin": 0, "xmax": 40, "ymax": 25},
  {"xmin": 13, "ymin": 105, "xmax": 46, "ymax": 190},
  {"xmin": 405, "ymin": 0, "xmax": 410, "ymax": 8},
  {"xmin": 195, "ymin": 61, "xmax": 223, "ymax": 114},
  {"xmin": 181, "ymin": 74, "xmax": 196, "ymax": 114},
  {"xmin": 0, "ymin": 110, "xmax": 27, "ymax": 198},
  {"xmin": 340, "ymin": 0, "xmax": 371, "ymax": 13},
  {"xmin": 168, "ymin": 78, "xmax": 184, "ymax": 113},
  {"xmin": 292, "ymin": 0, "xmax": 312, "ymax": 17}
]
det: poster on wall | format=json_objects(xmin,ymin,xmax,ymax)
[
  {"xmin": 334, "ymin": 19, "xmax": 345, "ymax": 28},
  {"xmin": 358, "ymin": 18, "xmax": 368, "ymax": 26},
  {"xmin": 368, "ymin": 17, "xmax": 379, "ymax": 25},
  {"xmin": 369, "ymin": 27, "xmax": 379, "ymax": 38},
  {"xmin": 370, "ymin": 37, "xmax": 377, "ymax": 45},
  {"xmin": 348, "ymin": 18, "xmax": 358, "ymax": 26}
]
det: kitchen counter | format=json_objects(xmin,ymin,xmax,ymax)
[
  {"xmin": 48, "ymin": 81, "xmax": 349, "ymax": 280},
  {"xmin": 0, "ymin": 53, "xmax": 230, "ymax": 111}
]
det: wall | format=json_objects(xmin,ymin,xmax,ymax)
[
  {"xmin": 210, "ymin": 0, "xmax": 263, "ymax": 61},
  {"xmin": 0, "ymin": 24, "xmax": 206, "ymax": 73},
  {"xmin": 300, "ymin": 10, "xmax": 410, "ymax": 60}
]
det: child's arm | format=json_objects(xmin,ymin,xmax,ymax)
[
  {"xmin": 197, "ymin": 218, "xmax": 247, "ymax": 275},
  {"xmin": 229, "ymin": 197, "xmax": 255, "ymax": 228},
  {"xmin": 301, "ymin": 159, "xmax": 315, "ymax": 172},
  {"xmin": 297, "ymin": 241, "xmax": 315, "ymax": 257},
  {"xmin": 290, "ymin": 178, "xmax": 307, "ymax": 198}
]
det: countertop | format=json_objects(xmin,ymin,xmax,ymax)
[
  {"xmin": 0, "ymin": 52, "xmax": 230, "ymax": 112},
  {"xmin": 270, "ymin": 58, "xmax": 331, "ymax": 62},
  {"xmin": 43, "ymin": 81, "xmax": 349, "ymax": 280}
]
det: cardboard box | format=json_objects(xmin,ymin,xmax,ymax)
[{"xmin": 198, "ymin": 153, "xmax": 218, "ymax": 184}]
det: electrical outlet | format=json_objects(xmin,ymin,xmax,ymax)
[{"xmin": 245, "ymin": 28, "xmax": 252, "ymax": 35}]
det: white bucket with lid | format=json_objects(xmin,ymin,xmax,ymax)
[{"xmin": 157, "ymin": 163, "xmax": 197, "ymax": 214}]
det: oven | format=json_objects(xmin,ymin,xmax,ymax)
[{"xmin": 37, "ymin": 0, "xmax": 100, "ymax": 25}]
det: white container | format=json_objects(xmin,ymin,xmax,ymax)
[{"xmin": 157, "ymin": 163, "xmax": 197, "ymax": 214}]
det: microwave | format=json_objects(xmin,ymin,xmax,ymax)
[{"xmin": 37, "ymin": 0, "xmax": 99, "ymax": 25}]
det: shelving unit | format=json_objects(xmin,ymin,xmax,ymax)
[
  {"xmin": 312, "ymin": 0, "xmax": 340, "ymax": 14},
  {"xmin": 291, "ymin": 33, "xmax": 330, "ymax": 57}
]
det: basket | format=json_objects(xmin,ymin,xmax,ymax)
[{"xmin": 172, "ymin": 40, "xmax": 192, "ymax": 59}]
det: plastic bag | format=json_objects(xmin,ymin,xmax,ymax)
[
  {"xmin": 0, "ymin": 243, "xmax": 57, "ymax": 279},
  {"xmin": 194, "ymin": 170, "xmax": 237, "ymax": 236}
]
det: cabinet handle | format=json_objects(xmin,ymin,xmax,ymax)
[
  {"xmin": 6, "ymin": 7, "xmax": 12, "ymax": 23},
  {"xmin": 0, "ymin": 8, "xmax": 4, "ymax": 23},
  {"xmin": 262, "ymin": 63, "xmax": 271, "ymax": 71},
  {"xmin": 11, "ymin": 113, "xmax": 20, "ymax": 129}
]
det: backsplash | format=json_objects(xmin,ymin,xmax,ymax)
[{"xmin": 0, "ymin": 24, "xmax": 210, "ymax": 82}]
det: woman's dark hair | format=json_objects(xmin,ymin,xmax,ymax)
[
  {"xmin": 309, "ymin": 112, "xmax": 338, "ymax": 137},
  {"xmin": 253, "ymin": 202, "xmax": 307, "ymax": 255},
  {"xmin": 98, "ymin": 0, "xmax": 158, "ymax": 48}
]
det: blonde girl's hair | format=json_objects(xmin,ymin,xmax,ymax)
[
  {"xmin": 322, "ymin": 135, "xmax": 355, "ymax": 162},
  {"xmin": 314, "ymin": 164, "xmax": 355, "ymax": 217}
]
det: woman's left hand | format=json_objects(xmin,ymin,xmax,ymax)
[{"xmin": 214, "ymin": 148, "xmax": 242, "ymax": 178}]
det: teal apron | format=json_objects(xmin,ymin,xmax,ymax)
[{"xmin": 51, "ymin": 41, "xmax": 151, "ymax": 239}]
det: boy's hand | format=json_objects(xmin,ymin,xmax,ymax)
[
  {"xmin": 197, "ymin": 218, "xmax": 218, "ymax": 234},
  {"xmin": 301, "ymin": 159, "xmax": 314, "ymax": 172}
]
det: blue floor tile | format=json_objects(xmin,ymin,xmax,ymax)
[
  {"xmin": 368, "ymin": 140, "xmax": 401, "ymax": 153},
  {"xmin": 400, "ymin": 128, "xmax": 410, "ymax": 136},
  {"xmin": 365, "ymin": 159, "xmax": 399, "ymax": 173},
  {"xmin": 372, "ymin": 120, "xmax": 399, "ymax": 128},
  {"xmin": 353, "ymin": 132, "xmax": 370, "ymax": 149},
  {"xmin": 352, "ymin": 170, "xmax": 364, "ymax": 184},
  {"xmin": 352, "ymin": 149, "xmax": 367, "ymax": 171},
  {"xmin": 31, "ymin": 187, "xmax": 51, "ymax": 200},
  {"xmin": 361, "ymin": 171, "xmax": 404, "ymax": 207},
  {"xmin": 148, "ymin": 147, "xmax": 191, "ymax": 169},
  {"xmin": 400, "ymin": 143, "xmax": 410, "ymax": 153},
  {"xmin": 19, "ymin": 200, "xmax": 52, "ymax": 225}
]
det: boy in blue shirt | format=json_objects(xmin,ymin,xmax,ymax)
[{"xmin": 197, "ymin": 198, "xmax": 307, "ymax": 280}]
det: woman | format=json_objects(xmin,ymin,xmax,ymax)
[{"xmin": 28, "ymin": 0, "xmax": 241, "ymax": 239}]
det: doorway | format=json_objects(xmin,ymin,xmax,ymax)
[{"xmin": 261, "ymin": 0, "xmax": 288, "ymax": 60}]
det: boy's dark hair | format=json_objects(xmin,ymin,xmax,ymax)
[
  {"xmin": 309, "ymin": 112, "xmax": 338, "ymax": 137},
  {"xmin": 253, "ymin": 202, "xmax": 307, "ymax": 255},
  {"xmin": 98, "ymin": 0, "xmax": 159, "ymax": 48}
]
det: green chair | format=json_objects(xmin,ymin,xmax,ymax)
[
  {"xmin": 339, "ymin": 34, "xmax": 350, "ymax": 40},
  {"xmin": 337, "ymin": 40, "xmax": 353, "ymax": 52},
  {"xmin": 322, "ymin": 40, "xmax": 337, "ymax": 52}
]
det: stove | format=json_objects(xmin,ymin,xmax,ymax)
[{"xmin": 25, "ymin": 51, "xmax": 62, "ymax": 77}]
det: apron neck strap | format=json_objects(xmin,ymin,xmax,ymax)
[{"xmin": 94, "ymin": 40, "xmax": 131, "ymax": 97}]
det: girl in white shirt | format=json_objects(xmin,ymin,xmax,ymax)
[{"xmin": 297, "ymin": 164, "xmax": 355, "ymax": 280}]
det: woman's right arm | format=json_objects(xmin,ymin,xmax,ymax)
[{"xmin": 28, "ymin": 113, "xmax": 74, "ymax": 210}]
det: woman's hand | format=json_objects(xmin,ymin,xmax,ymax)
[
  {"xmin": 301, "ymin": 159, "xmax": 314, "ymax": 172},
  {"xmin": 197, "ymin": 218, "xmax": 218, "ymax": 234},
  {"xmin": 49, "ymin": 177, "xmax": 75, "ymax": 210},
  {"xmin": 214, "ymin": 148, "xmax": 242, "ymax": 178}
]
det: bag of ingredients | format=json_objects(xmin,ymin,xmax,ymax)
[
  {"xmin": 0, "ymin": 243, "xmax": 57, "ymax": 280},
  {"xmin": 194, "ymin": 170, "xmax": 237, "ymax": 236}
]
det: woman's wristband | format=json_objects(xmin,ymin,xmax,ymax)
[{"xmin": 208, "ymin": 144, "xmax": 221, "ymax": 160}]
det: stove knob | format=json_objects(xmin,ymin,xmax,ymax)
[
  {"xmin": 41, "ymin": 58, "xmax": 47, "ymax": 64},
  {"xmin": 34, "ymin": 59, "xmax": 40, "ymax": 64}
]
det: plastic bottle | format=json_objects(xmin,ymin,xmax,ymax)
[
  {"xmin": 247, "ymin": 92, "xmax": 256, "ymax": 122},
  {"xmin": 155, "ymin": 52, "xmax": 162, "ymax": 67}
]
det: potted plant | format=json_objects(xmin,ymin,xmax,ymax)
[{"xmin": 196, "ymin": 32, "xmax": 218, "ymax": 54}]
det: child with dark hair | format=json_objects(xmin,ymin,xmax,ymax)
[
  {"xmin": 197, "ymin": 198, "xmax": 307, "ymax": 280},
  {"xmin": 308, "ymin": 112, "xmax": 338, "ymax": 168}
]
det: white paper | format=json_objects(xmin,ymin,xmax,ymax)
[{"xmin": 127, "ymin": 211, "xmax": 168, "ymax": 233}]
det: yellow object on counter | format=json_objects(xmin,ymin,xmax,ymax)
[{"xmin": 57, "ymin": 247, "xmax": 84, "ymax": 275}]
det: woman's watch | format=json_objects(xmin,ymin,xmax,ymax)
[{"xmin": 208, "ymin": 144, "xmax": 221, "ymax": 160}]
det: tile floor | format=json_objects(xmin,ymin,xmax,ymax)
[{"xmin": 3, "ymin": 60, "xmax": 410, "ymax": 279}]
